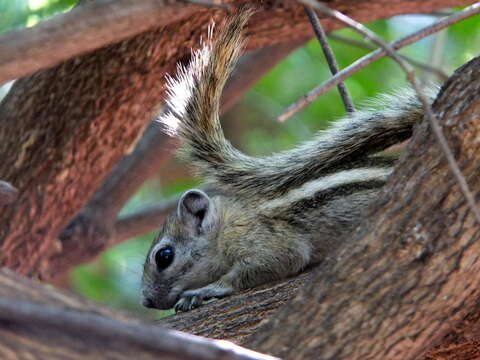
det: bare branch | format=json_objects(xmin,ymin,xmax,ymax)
[
  {"xmin": 278, "ymin": 3, "xmax": 480, "ymax": 122},
  {"xmin": 304, "ymin": 6, "xmax": 355, "ymax": 113},
  {"xmin": 114, "ymin": 197, "xmax": 178, "ymax": 243},
  {"xmin": 0, "ymin": 181, "xmax": 17, "ymax": 206},
  {"xmin": 423, "ymin": 27, "xmax": 448, "ymax": 82},
  {"xmin": 0, "ymin": 0, "xmax": 202, "ymax": 84},
  {"xmin": 328, "ymin": 33, "xmax": 449, "ymax": 81}
]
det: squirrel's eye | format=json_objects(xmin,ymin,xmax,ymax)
[{"xmin": 154, "ymin": 246, "xmax": 174, "ymax": 271}]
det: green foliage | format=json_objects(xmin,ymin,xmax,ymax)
[
  {"xmin": 1, "ymin": 2, "xmax": 479, "ymax": 316},
  {"xmin": 0, "ymin": 0, "xmax": 75, "ymax": 33}
]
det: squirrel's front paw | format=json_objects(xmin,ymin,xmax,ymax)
[
  {"xmin": 174, "ymin": 284, "xmax": 233, "ymax": 312},
  {"xmin": 174, "ymin": 294, "xmax": 203, "ymax": 312}
]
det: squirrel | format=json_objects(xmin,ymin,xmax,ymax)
[{"xmin": 141, "ymin": 9, "xmax": 438, "ymax": 312}]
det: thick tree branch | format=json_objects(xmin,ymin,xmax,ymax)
[
  {"xmin": 0, "ymin": 0, "xmax": 200, "ymax": 85},
  {"xmin": 249, "ymin": 56, "xmax": 480, "ymax": 360},
  {"xmin": 0, "ymin": 269, "xmax": 277, "ymax": 360},
  {"xmin": 0, "ymin": 0, "xmax": 474, "ymax": 85},
  {"xmin": 160, "ymin": 270, "xmax": 317, "ymax": 343}
]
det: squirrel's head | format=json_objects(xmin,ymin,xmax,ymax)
[{"xmin": 140, "ymin": 189, "xmax": 223, "ymax": 310}]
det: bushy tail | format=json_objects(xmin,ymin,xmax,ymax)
[{"xmin": 160, "ymin": 10, "xmax": 437, "ymax": 199}]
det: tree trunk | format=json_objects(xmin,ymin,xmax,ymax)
[
  {"xmin": 247, "ymin": 56, "xmax": 480, "ymax": 359},
  {"xmin": 0, "ymin": 0, "xmax": 474, "ymax": 279}
]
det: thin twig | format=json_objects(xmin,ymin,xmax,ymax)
[
  {"xmin": 304, "ymin": 6, "xmax": 355, "ymax": 113},
  {"xmin": 328, "ymin": 33, "xmax": 449, "ymax": 81},
  {"xmin": 413, "ymin": 86, "xmax": 480, "ymax": 225},
  {"xmin": 423, "ymin": 27, "xmax": 448, "ymax": 82},
  {"xmin": 278, "ymin": 3, "xmax": 480, "ymax": 122},
  {"xmin": 114, "ymin": 197, "xmax": 179, "ymax": 244},
  {"xmin": 298, "ymin": 0, "xmax": 480, "ymax": 225}
]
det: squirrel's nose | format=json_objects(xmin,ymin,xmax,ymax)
[{"xmin": 142, "ymin": 297, "xmax": 155, "ymax": 309}]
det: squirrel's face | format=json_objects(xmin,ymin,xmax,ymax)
[{"xmin": 141, "ymin": 189, "xmax": 221, "ymax": 310}]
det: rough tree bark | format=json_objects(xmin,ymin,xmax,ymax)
[
  {"xmin": 0, "ymin": 0, "xmax": 474, "ymax": 280},
  {"xmin": 247, "ymin": 57, "xmax": 480, "ymax": 359}
]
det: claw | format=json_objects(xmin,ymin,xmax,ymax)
[
  {"xmin": 174, "ymin": 284, "xmax": 233, "ymax": 312},
  {"xmin": 174, "ymin": 298, "xmax": 187, "ymax": 313},
  {"xmin": 174, "ymin": 294, "xmax": 202, "ymax": 312}
]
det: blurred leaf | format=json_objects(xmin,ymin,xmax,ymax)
[{"xmin": 0, "ymin": 0, "xmax": 76, "ymax": 33}]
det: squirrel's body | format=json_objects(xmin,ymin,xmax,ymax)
[{"xmin": 141, "ymin": 10, "xmax": 437, "ymax": 312}]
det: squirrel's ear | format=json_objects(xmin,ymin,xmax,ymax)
[{"xmin": 177, "ymin": 189, "xmax": 218, "ymax": 236}]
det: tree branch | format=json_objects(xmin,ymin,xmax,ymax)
[
  {"xmin": 114, "ymin": 198, "xmax": 178, "ymax": 243},
  {"xmin": 328, "ymin": 33, "xmax": 449, "ymax": 81},
  {"xmin": 0, "ymin": 0, "xmax": 473, "ymax": 86},
  {"xmin": 304, "ymin": 6, "xmax": 355, "ymax": 113},
  {"xmin": 0, "ymin": 0, "xmax": 201, "ymax": 85},
  {"xmin": 0, "ymin": 268, "xmax": 278, "ymax": 360},
  {"xmin": 250, "ymin": 54, "xmax": 480, "ymax": 360},
  {"xmin": 161, "ymin": 270, "xmax": 316, "ymax": 343}
]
